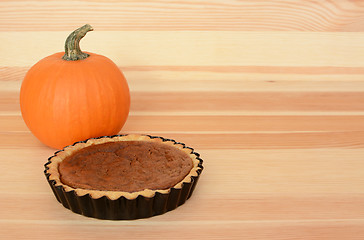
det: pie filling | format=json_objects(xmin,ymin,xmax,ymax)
[{"xmin": 58, "ymin": 141, "xmax": 193, "ymax": 192}]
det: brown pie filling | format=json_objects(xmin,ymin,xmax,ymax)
[{"xmin": 58, "ymin": 141, "xmax": 193, "ymax": 192}]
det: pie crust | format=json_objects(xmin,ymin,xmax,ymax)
[{"xmin": 44, "ymin": 134, "xmax": 204, "ymax": 220}]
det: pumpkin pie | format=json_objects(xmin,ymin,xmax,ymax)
[{"xmin": 44, "ymin": 134, "xmax": 203, "ymax": 220}]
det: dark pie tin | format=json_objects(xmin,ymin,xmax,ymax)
[{"xmin": 44, "ymin": 134, "xmax": 204, "ymax": 220}]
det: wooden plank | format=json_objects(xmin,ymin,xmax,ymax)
[
  {"xmin": 1, "ymin": 193, "xmax": 364, "ymax": 222},
  {"xmin": 0, "ymin": 0, "xmax": 364, "ymax": 31},
  {"xmin": 2, "ymin": 32, "xmax": 364, "ymax": 67},
  {"xmin": 129, "ymin": 92, "xmax": 364, "ymax": 112},
  {"xmin": 123, "ymin": 115, "xmax": 364, "ymax": 132},
  {"xmin": 1, "ymin": 220, "xmax": 364, "ymax": 240},
  {"xmin": 2, "ymin": 131, "xmax": 364, "ymax": 149},
  {"xmin": 4, "ymin": 115, "xmax": 364, "ymax": 133}
]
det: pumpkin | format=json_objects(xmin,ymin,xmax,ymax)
[{"xmin": 20, "ymin": 24, "xmax": 130, "ymax": 149}]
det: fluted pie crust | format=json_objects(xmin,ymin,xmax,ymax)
[{"xmin": 45, "ymin": 134, "xmax": 202, "ymax": 201}]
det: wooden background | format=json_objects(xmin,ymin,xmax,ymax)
[{"xmin": 2, "ymin": 0, "xmax": 364, "ymax": 239}]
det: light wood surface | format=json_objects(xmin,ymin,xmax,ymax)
[{"xmin": 2, "ymin": 0, "xmax": 364, "ymax": 239}]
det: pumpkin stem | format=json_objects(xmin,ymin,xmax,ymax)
[{"xmin": 62, "ymin": 24, "xmax": 94, "ymax": 61}]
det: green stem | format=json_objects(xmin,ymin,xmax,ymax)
[{"xmin": 62, "ymin": 24, "xmax": 94, "ymax": 61}]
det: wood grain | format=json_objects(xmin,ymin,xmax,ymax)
[
  {"xmin": 2, "ymin": 220, "xmax": 363, "ymax": 240},
  {"xmin": 2, "ymin": 0, "xmax": 364, "ymax": 239},
  {"xmin": 3, "ymin": 131, "xmax": 364, "ymax": 150},
  {"xmin": 2, "ymin": 193, "xmax": 364, "ymax": 221},
  {"xmin": 1, "ymin": 0, "xmax": 364, "ymax": 31},
  {"xmin": 4, "ymin": 115, "xmax": 364, "ymax": 132},
  {"xmin": 2, "ymin": 32, "xmax": 364, "ymax": 67}
]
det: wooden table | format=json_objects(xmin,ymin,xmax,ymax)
[{"xmin": 2, "ymin": 1, "xmax": 364, "ymax": 239}]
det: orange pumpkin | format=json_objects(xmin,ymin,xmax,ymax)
[{"xmin": 20, "ymin": 24, "xmax": 130, "ymax": 149}]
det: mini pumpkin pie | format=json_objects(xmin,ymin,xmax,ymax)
[{"xmin": 44, "ymin": 134, "xmax": 203, "ymax": 220}]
